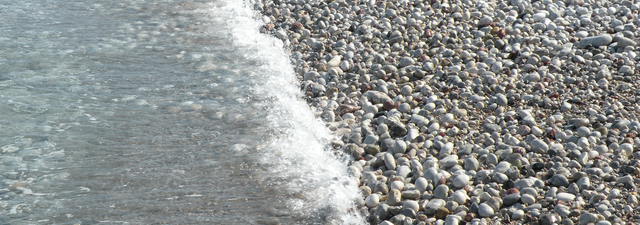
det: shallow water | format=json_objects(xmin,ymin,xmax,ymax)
[{"xmin": 0, "ymin": 1, "xmax": 363, "ymax": 224}]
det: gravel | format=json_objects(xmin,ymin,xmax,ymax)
[{"xmin": 258, "ymin": 0, "xmax": 640, "ymax": 224}]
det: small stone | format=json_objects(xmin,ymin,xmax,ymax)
[
  {"xmin": 425, "ymin": 199, "xmax": 446, "ymax": 212},
  {"xmin": 464, "ymin": 157, "xmax": 480, "ymax": 171},
  {"xmin": 555, "ymin": 204, "xmax": 571, "ymax": 217},
  {"xmin": 451, "ymin": 174, "xmax": 470, "ymax": 189},
  {"xmin": 366, "ymin": 194, "xmax": 381, "ymax": 208},
  {"xmin": 576, "ymin": 127, "xmax": 591, "ymax": 137},
  {"xmin": 523, "ymin": 73, "xmax": 541, "ymax": 82},
  {"xmin": 445, "ymin": 215, "xmax": 461, "ymax": 225},
  {"xmin": 364, "ymin": 91, "xmax": 392, "ymax": 104},
  {"xmin": 478, "ymin": 15, "xmax": 493, "ymax": 26},
  {"xmin": 478, "ymin": 203, "xmax": 495, "ymax": 217},
  {"xmin": 398, "ymin": 57, "xmax": 415, "ymax": 68},
  {"xmin": 451, "ymin": 190, "xmax": 469, "ymax": 204},
  {"xmin": 495, "ymin": 93, "xmax": 508, "ymax": 106},
  {"xmin": 387, "ymin": 119, "xmax": 408, "ymax": 137},
  {"xmin": 512, "ymin": 209, "xmax": 525, "ymax": 220},
  {"xmin": 365, "ymin": 145, "xmax": 380, "ymax": 155},
  {"xmin": 521, "ymin": 194, "xmax": 536, "ymax": 205},
  {"xmin": 613, "ymin": 35, "xmax": 636, "ymax": 47},
  {"xmin": 435, "ymin": 207, "xmax": 450, "ymax": 219},
  {"xmin": 577, "ymin": 34, "xmax": 613, "ymax": 48},
  {"xmin": 531, "ymin": 139, "xmax": 549, "ymax": 152},
  {"xmin": 557, "ymin": 192, "xmax": 576, "ymax": 202},
  {"xmin": 392, "ymin": 140, "xmax": 407, "ymax": 154},
  {"xmin": 397, "ymin": 165, "xmax": 411, "ymax": 178},
  {"xmin": 390, "ymin": 180, "xmax": 404, "ymax": 191},
  {"xmin": 617, "ymin": 175, "xmax": 635, "ymax": 187},
  {"xmin": 415, "ymin": 177, "xmax": 429, "ymax": 193},
  {"xmin": 439, "ymin": 155, "xmax": 459, "ymax": 169},
  {"xmin": 540, "ymin": 213, "xmax": 557, "ymax": 225},
  {"xmin": 578, "ymin": 212, "xmax": 598, "ymax": 225},
  {"xmin": 434, "ymin": 184, "xmax": 449, "ymax": 199},
  {"xmin": 503, "ymin": 193, "xmax": 521, "ymax": 206},
  {"xmin": 402, "ymin": 200, "xmax": 420, "ymax": 212},
  {"xmin": 388, "ymin": 189, "xmax": 402, "ymax": 205},
  {"xmin": 384, "ymin": 153, "xmax": 397, "ymax": 170},
  {"xmin": 550, "ymin": 174, "xmax": 570, "ymax": 187},
  {"xmin": 400, "ymin": 208, "xmax": 417, "ymax": 218},
  {"xmin": 327, "ymin": 55, "xmax": 342, "ymax": 67},
  {"xmin": 402, "ymin": 190, "xmax": 421, "ymax": 200},
  {"xmin": 398, "ymin": 103, "xmax": 411, "ymax": 113},
  {"xmin": 363, "ymin": 135, "xmax": 379, "ymax": 145},
  {"xmin": 494, "ymin": 161, "xmax": 511, "ymax": 173}
]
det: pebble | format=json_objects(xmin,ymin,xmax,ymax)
[
  {"xmin": 366, "ymin": 194, "xmax": 380, "ymax": 208},
  {"xmin": 451, "ymin": 190, "xmax": 469, "ymax": 204},
  {"xmin": 384, "ymin": 153, "xmax": 396, "ymax": 170},
  {"xmin": 439, "ymin": 155, "xmax": 459, "ymax": 169},
  {"xmin": 434, "ymin": 184, "xmax": 449, "ymax": 199},
  {"xmin": 512, "ymin": 209, "xmax": 525, "ymax": 220},
  {"xmin": 402, "ymin": 190, "xmax": 421, "ymax": 200},
  {"xmin": 550, "ymin": 174, "xmax": 570, "ymax": 187},
  {"xmin": 388, "ymin": 189, "xmax": 402, "ymax": 206},
  {"xmin": 578, "ymin": 212, "xmax": 598, "ymax": 225},
  {"xmin": 402, "ymin": 200, "xmax": 419, "ymax": 212},
  {"xmin": 577, "ymin": 34, "xmax": 613, "ymax": 48},
  {"xmin": 557, "ymin": 192, "xmax": 576, "ymax": 202},
  {"xmin": 390, "ymin": 180, "xmax": 404, "ymax": 191},
  {"xmin": 531, "ymin": 138, "xmax": 549, "ymax": 152},
  {"xmin": 464, "ymin": 157, "xmax": 480, "ymax": 171},
  {"xmin": 451, "ymin": 174, "xmax": 470, "ymax": 189},
  {"xmin": 398, "ymin": 57, "xmax": 414, "ymax": 68},
  {"xmin": 613, "ymin": 35, "xmax": 636, "ymax": 47},
  {"xmin": 392, "ymin": 140, "xmax": 407, "ymax": 154},
  {"xmin": 415, "ymin": 177, "xmax": 429, "ymax": 193},
  {"xmin": 495, "ymin": 93, "xmax": 508, "ymax": 106},
  {"xmin": 425, "ymin": 199, "xmax": 446, "ymax": 212},
  {"xmin": 521, "ymin": 194, "xmax": 536, "ymax": 205},
  {"xmin": 478, "ymin": 203, "xmax": 495, "ymax": 218},
  {"xmin": 445, "ymin": 215, "xmax": 461, "ymax": 225}
]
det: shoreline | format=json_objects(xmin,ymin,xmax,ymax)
[{"xmin": 258, "ymin": 0, "xmax": 639, "ymax": 224}]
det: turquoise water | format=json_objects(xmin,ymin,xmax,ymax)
[{"xmin": 0, "ymin": 1, "xmax": 363, "ymax": 224}]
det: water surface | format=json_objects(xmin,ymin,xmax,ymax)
[{"xmin": 0, "ymin": 1, "xmax": 363, "ymax": 224}]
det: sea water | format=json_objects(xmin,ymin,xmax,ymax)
[{"xmin": 0, "ymin": 1, "xmax": 364, "ymax": 224}]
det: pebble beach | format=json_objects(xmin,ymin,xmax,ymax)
[{"xmin": 257, "ymin": 0, "xmax": 640, "ymax": 224}]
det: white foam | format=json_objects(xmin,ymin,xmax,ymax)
[{"xmin": 211, "ymin": 1, "xmax": 365, "ymax": 224}]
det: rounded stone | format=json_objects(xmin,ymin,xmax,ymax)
[
  {"xmin": 478, "ymin": 203, "xmax": 495, "ymax": 217},
  {"xmin": 366, "ymin": 194, "xmax": 380, "ymax": 208},
  {"xmin": 451, "ymin": 174, "xmax": 470, "ymax": 189}
]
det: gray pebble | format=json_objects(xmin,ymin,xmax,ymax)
[
  {"xmin": 613, "ymin": 35, "xmax": 636, "ymax": 47},
  {"xmin": 577, "ymin": 34, "xmax": 613, "ymax": 48},
  {"xmin": 384, "ymin": 153, "xmax": 397, "ymax": 170},
  {"xmin": 557, "ymin": 192, "xmax": 576, "ymax": 202},
  {"xmin": 366, "ymin": 194, "xmax": 380, "ymax": 208},
  {"xmin": 478, "ymin": 203, "xmax": 495, "ymax": 217},
  {"xmin": 451, "ymin": 174, "xmax": 470, "ymax": 189},
  {"xmin": 434, "ymin": 184, "xmax": 449, "ymax": 199}
]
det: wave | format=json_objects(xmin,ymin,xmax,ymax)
[{"xmin": 210, "ymin": 1, "xmax": 365, "ymax": 224}]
